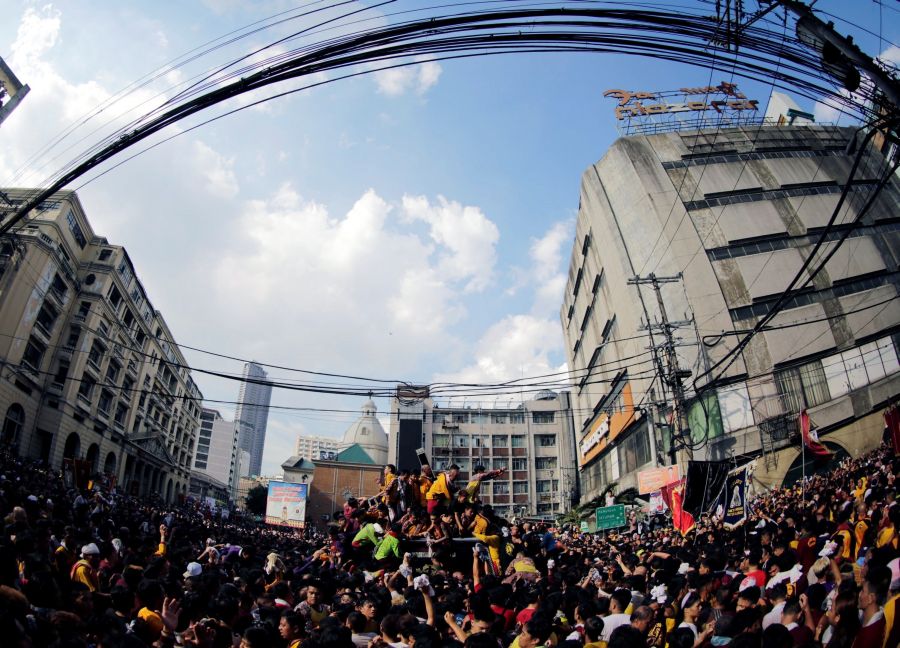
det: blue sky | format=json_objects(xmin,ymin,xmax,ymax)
[{"xmin": 1, "ymin": 1, "xmax": 896, "ymax": 474}]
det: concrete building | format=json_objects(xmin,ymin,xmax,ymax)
[
  {"xmin": 234, "ymin": 362, "xmax": 271, "ymax": 476},
  {"xmin": 560, "ymin": 122, "xmax": 900, "ymax": 502},
  {"xmin": 305, "ymin": 449, "xmax": 383, "ymax": 529},
  {"xmin": 193, "ymin": 407, "xmax": 240, "ymax": 499},
  {"xmin": 295, "ymin": 434, "xmax": 340, "ymax": 461},
  {"xmin": 340, "ymin": 398, "xmax": 388, "ymax": 465},
  {"xmin": 0, "ymin": 189, "xmax": 202, "ymax": 501},
  {"xmin": 390, "ymin": 390, "xmax": 579, "ymax": 519}
]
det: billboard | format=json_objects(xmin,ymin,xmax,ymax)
[
  {"xmin": 636, "ymin": 465, "xmax": 681, "ymax": 494},
  {"xmin": 265, "ymin": 481, "xmax": 308, "ymax": 528},
  {"xmin": 0, "ymin": 56, "xmax": 30, "ymax": 127}
]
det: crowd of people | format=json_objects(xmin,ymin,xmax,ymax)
[{"xmin": 1, "ymin": 443, "xmax": 899, "ymax": 648}]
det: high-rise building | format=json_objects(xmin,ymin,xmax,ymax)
[
  {"xmin": 235, "ymin": 362, "xmax": 272, "ymax": 476},
  {"xmin": 390, "ymin": 389, "xmax": 579, "ymax": 519},
  {"xmin": 295, "ymin": 434, "xmax": 340, "ymax": 461},
  {"xmin": 560, "ymin": 121, "xmax": 900, "ymax": 503},
  {"xmin": 193, "ymin": 408, "xmax": 240, "ymax": 498},
  {"xmin": 0, "ymin": 189, "xmax": 202, "ymax": 501}
]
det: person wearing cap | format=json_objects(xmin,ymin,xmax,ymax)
[
  {"xmin": 183, "ymin": 561, "xmax": 203, "ymax": 580},
  {"xmin": 70, "ymin": 543, "xmax": 100, "ymax": 592},
  {"xmin": 352, "ymin": 520, "xmax": 384, "ymax": 555}
]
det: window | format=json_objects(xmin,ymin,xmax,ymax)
[
  {"xmin": 510, "ymin": 412, "xmax": 525, "ymax": 424},
  {"xmin": 536, "ymin": 434, "xmax": 557, "ymax": 447},
  {"xmin": 512, "ymin": 458, "xmax": 527, "ymax": 471},
  {"xmin": 53, "ymin": 360, "xmax": 70, "ymax": 386},
  {"xmin": 78, "ymin": 374, "xmax": 96, "ymax": 401},
  {"xmin": 66, "ymin": 210, "xmax": 86, "ymax": 248},
  {"xmin": 776, "ymin": 361, "xmax": 830, "ymax": 413},
  {"xmin": 87, "ymin": 342, "xmax": 104, "ymax": 370},
  {"xmin": 513, "ymin": 481, "xmax": 528, "ymax": 494},
  {"xmin": 532, "ymin": 412, "xmax": 555, "ymax": 424},
  {"xmin": 98, "ymin": 249, "xmax": 112, "ymax": 261},
  {"xmin": 492, "ymin": 435, "xmax": 508, "ymax": 447},
  {"xmin": 535, "ymin": 457, "xmax": 557, "ymax": 469},
  {"xmin": 1, "ymin": 404, "xmax": 24, "ymax": 445},
  {"xmin": 98, "ymin": 390, "xmax": 113, "ymax": 415},
  {"xmin": 114, "ymin": 403, "xmax": 128, "ymax": 427},
  {"xmin": 121, "ymin": 377, "xmax": 134, "ymax": 402},
  {"xmin": 536, "ymin": 480, "xmax": 552, "ymax": 493},
  {"xmin": 35, "ymin": 302, "xmax": 59, "ymax": 336},
  {"xmin": 106, "ymin": 361, "xmax": 121, "ymax": 385},
  {"xmin": 454, "ymin": 435, "xmax": 469, "ymax": 448},
  {"xmin": 511, "ymin": 435, "xmax": 526, "ymax": 448},
  {"xmin": 452, "ymin": 412, "xmax": 469, "ymax": 424},
  {"xmin": 490, "ymin": 413, "xmax": 508, "ymax": 424},
  {"xmin": 51, "ymin": 274, "xmax": 67, "ymax": 298},
  {"xmin": 22, "ymin": 336, "xmax": 46, "ymax": 371},
  {"xmin": 573, "ymin": 268, "xmax": 584, "ymax": 298},
  {"xmin": 132, "ymin": 416, "xmax": 142, "ymax": 434},
  {"xmin": 493, "ymin": 482, "xmax": 510, "ymax": 495},
  {"xmin": 77, "ymin": 301, "xmax": 90, "ymax": 318},
  {"xmin": 473, "ymin": 435, "xmax": 488, "ymax": 447},
  {"xmin": 493, "ymin": 458, "xmax": 508, "ymax": 470},
  {"xmin": 619, "ymin": 426, "xmax": 651, "ymax": 474},
  {"xmin": 66, "ymin": 326, "xmax": 80, "ymax": 349}
]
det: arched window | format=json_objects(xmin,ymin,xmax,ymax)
[{"xmin": 1, "ymin": 404, "xmax": 25, "ymax": 447}]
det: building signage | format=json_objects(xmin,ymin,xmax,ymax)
[
  {"xmin": 578, "ymin": 382, "xmax": 637, "ymax": 467},
  {"xmin": 603, "ymin": 82, "xmax": 758, "ymax": 121},
  {"xmin": 595, "ymin": 504, "xmax": 626, "ymax": 531},
  {"xmin": 265, "ymin": 481, "xmax": 308, "ymax": 528}
]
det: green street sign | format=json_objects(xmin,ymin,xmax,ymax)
[
  {"xmin": 595, "ymin": 504, "xmax": 626, "ymax": 530},
  {"xmin": 579, "ymin": 521, "xmax": 589, "ymax": 533}
]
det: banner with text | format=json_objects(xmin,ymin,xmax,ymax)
[{"xmin": 265, "ymin": 481, "xmax": 308, "ymax": 528}]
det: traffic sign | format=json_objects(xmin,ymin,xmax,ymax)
[{"xmin": 595, "ymin": 504, "xmax": 626, "ymax": 530}]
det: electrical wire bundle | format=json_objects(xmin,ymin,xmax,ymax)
[{"xmin": 1, "ymin": 0, "xmax": 893, "ymax": 234}]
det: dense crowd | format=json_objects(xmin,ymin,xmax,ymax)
[{"xmin": 1, "ymin": 445, "xmax": 899, "ymax": 648}]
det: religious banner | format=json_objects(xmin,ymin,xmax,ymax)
[{"xmin": 722, "ymin": 466, "xmax": 749, "ymax": 529}]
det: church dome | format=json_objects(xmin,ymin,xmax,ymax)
[{"xmin": 340, "ymin": 398, "xmax": 388, "ymax": 464}]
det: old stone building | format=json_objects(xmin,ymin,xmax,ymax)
[{"xmin": 0, "ymin": 189, "xmax": 202, "ymax": 501}]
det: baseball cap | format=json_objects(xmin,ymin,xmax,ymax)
[
  {"xmin": 372, "ymin": 523, "xmax": 384, "ymax": 534},
  {"xmin": 183, "ymin": 562, "xmax": 203, "ymax": 578}
]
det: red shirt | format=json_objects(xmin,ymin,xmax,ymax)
[
  {"xmin": 491, "ymin": 604, "xmax": 516, "ymax": 631},
  {"xmin": 744, "ymin": 569, "xmax": 767, "ymax": 588},
  {"xmin": 852, "ymin": 615, "xmax": 885, "ymax": 648}
]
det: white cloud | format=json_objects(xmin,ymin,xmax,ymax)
[
  {"xmin": 401, "ymin": 194, "xmax": 499, "ymax": 292},
  {"xmin": 879, "ymin": 45, "xmax": 900, "ymax": 68},
  {"xmin": 434, "ymin": 314, "xmax": 566, "ymax": 388},
  {"xmin": 193, "ymin": 141, "xmax": 239, "ymax": 198},
  {"xmin": 374, "ymin": 57, "xmax": 443, "ymax": 96}
]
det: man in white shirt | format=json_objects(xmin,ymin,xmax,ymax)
[
  {"xmin": 762, "ymin": 583, "xmax": 787, "ymax": 630},
  {"xmin": 600, "ymin": 589, "xmax": 633, "ymax": 642}
]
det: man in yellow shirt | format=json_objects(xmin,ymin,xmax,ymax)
[
  {"xmin": 70, "ymin": 543, "xmax": 100, "ymax": 592},
  {"xmin": 417, "ymin": 464, "xmax": 434, "ymax": 507},
  {"xmin": 426, "ymin": 464, "xmax": 459, "ymax": 513},
  {"xmin": 462, "ymin": 465, "xmax": 507, "ymax": 504}
]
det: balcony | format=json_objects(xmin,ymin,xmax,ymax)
[
  {"xmin": 512, "ymin": 447, "xmax": 527, "ymax": 456},
  {"xmin": 493, "ymin": 495, "xmax": 510, "ymax": 504},
  {"xmin": 513, "ymin": 494, "xmax": 529, "ymax": 504},
  {"xmin": 492, "ymin": 447, "xmax": 508, "ymax": 456},
  {"xmin": 512, "ymin": 471, "xmax": 528, "ymax": 481}
]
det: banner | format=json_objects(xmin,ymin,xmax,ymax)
[
  {"xmin": 265, "ymin": 481, "xmax": 308, "ymax": 528},
  {"xmin": 648, "ymin": 490, "xmax": 667, "ymax": 514},
  {"xmin": 718, "ymin": 466, "xmax": 748, "ymax": 528},
  {"xmin": 683, "ymin": 460, "xmax": 730, "ymax": 515},
  {"xmin": 799, "ymin": 410, "xmax": 831, "ymax": 458},
  {"xmin": 660, "ymin": 478, "xmax": 695, "ymax": 537}
]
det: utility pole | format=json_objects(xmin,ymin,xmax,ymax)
[{"xmin": 629, "ymin": 273, "xmax": 693, "ymax": 466}]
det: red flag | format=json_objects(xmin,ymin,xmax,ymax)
[
  {"xmin": 799, "ymin": 410, "xmax": 830, "ymax": 457},
  {"xmin": 660, "ymin": 478, "xmax": 695, "ymax": 537}
]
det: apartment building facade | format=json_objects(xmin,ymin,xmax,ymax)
[
  {"xmin": 295, "ymin": 434, "xmax": 340, "ymax": 461},
  {"xmin": 193, "ymin": 407, "xmax": 240, "ymax": 499},
  {"xmin": 0, "ymin": 189, "xmax": 202, "ymax": 501},
  {"xmin": 390, "ymin": 390, "xmax": 579, "ymax": 519},
  {"xmin": 560, "ymin": 123, "xmax": 900, "ymax": 502}
]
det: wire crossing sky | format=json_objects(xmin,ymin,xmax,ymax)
[{"xmin": 0, "ymin": 0, "xmax": 895, "ymax": 473}]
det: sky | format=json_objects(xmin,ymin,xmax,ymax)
[{"xmin": 0, "ymin": 1, "xmax": 896, "ymax": 475}]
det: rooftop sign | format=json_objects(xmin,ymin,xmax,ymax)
[{"xmin": 603, "ymin": 82, "xmax": 760, "ymax": 136}]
